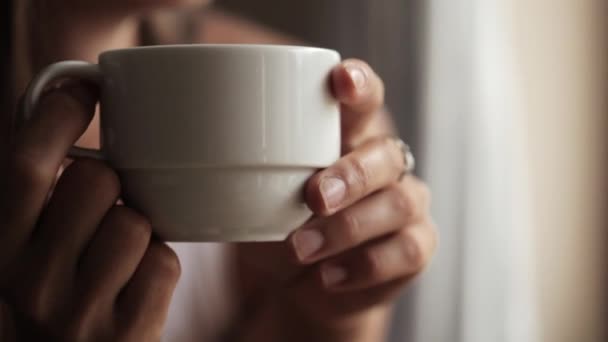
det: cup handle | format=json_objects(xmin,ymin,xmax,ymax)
[{"xmin": 23, "ymin": 61, "xmax": 105, "ymax": 160}]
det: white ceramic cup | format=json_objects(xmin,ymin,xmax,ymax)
[{"xmin": 23, "ymin": 44, "xmax": 342, "ymax": 242}]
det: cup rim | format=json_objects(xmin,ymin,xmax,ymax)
[{"xmin": 100, "ymin": 43, "xmax": 339, "ymax": 58}]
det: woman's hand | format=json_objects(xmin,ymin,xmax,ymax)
[
  {"xmin": 0, "ymin": 85, "xmax": 180, "ymax": 341},
  {"xmin": 235, "ymin": 60, "xmax": 437, "ymax": 342}
]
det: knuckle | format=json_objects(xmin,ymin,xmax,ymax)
[
  {"xmin": 148, "ymin": 243, "xmax": 182, "ymax": 281},
  {"xmin": 381, "ymin": 136, "xmax": 404, "ymax": 169},
  {"xmin": 400, "ymin": 232, "xmax": 426, "ymax": 272},
  {"xmin": 68, "ymin": 160, "xmax": 121, "ymax": 198},
  {"xmin": 344, "ymin": 156, "xmax": 371, "ymax": 196},
  {"xmin": 379, "ymin": 135, "xmax": 395, "ymax": 147},
  {"xmin": 11, "ymin": 149, "xmax": 56, "ymax": 191},
  {"xmin": 363, "ymin": 248, "xmax": 387, "ymax": 280},
  {"xmin": 106, "ymin": 206, "xmax": 152, "ymax": 246},
  {"xmin": 394, "ymin": 185, "xmax": 417, "ymax": 221},
  {"xmin": 63, "ymin": 310, "xmax": 94, "ymax": 342},
  {"xmin": 334, "ymin": 210, "xmax": 362, "ymax": 245}
]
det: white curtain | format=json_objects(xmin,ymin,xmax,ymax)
[{"xmin": 409, "ymin": 0, "xmax": 540, "ymax": 341}]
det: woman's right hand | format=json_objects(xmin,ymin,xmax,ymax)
[{"xmin": 0, "ymin": 84, "xmax": 181, "ymax": 341}]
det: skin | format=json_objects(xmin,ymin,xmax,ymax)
[
  {"xmin": 0, "ymin": 84, "xmax": 181, "ymax": 341},
  {"xmin": 2, "ymin": 1, "xmax": 438, "ymax": 341}
]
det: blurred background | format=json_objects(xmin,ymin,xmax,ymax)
[
  {"xmin": 212, "ymin": 0, "xmax": 607, "ymax": 341},
  {"xmin": 0, "ymin": 0, "xmax": 605, "ymax": 340}
]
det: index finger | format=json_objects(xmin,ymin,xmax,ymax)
[
  {"xmin": 0, "ymin": 84, "xmax": 97, "ymax": 266},
  {"xmin": 305, "ymin": 136, "xmax": 405, "ymax": 217}
]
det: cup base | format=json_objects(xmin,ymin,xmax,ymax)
[
  {"xmin": 156, "ymin": 229, "xmax": 291, "ymax": 242},
  {"xmin": 118, "ymin": 166, "xmax": 318, "ymax": 242}
]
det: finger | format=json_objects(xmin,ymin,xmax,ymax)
[
  {"xmin": 3, "ymin": 159, "xmax": 118, "ymax": 322},
  {"xmin": 57, "ymin": 206, "xmax": 152, "ymax": 341},
  {"xmin": 2, "ymin": 301, "xmax": 58, "ymax": 342},
  {"xmin": 291, "ymin": 177, "xmax": 430, "ymax": 264},
  {"xmin": 235, "ymin": 180, "xmax": 422, "ymax": 286},
  {"xmin": 76, "ymin": 206, "xmax": 151, "ymax": 306},
  {"xmin": 318, "ymin": 221, "xmax": 437, "ymax": 292},
  {"xmin": 326, "ymin": 278, "xmax": 410, "ymax": 315},
  {"xmin": 287, "ymin": 276, "xmax": 409, "ymax": 320},
  {"xmin": 116, "ymin": 241, "xmax": 181, "ymax": 341},
  {"xmin": 31, "ymin": 160, "xmax": 120, "ymax": 275},
  {"xmin": 0, "ymin": 84, "xmax": 97, "ymax": 267},
  {"xmin": 331, "ymin": 59, "xmax": 385, "ymax": 146},
  {"xmin": 306, "ymin": 136, "xmax": 406, "ymax": 216}
]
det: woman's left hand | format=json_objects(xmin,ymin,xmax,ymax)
[{"xmin": 236, "ymin": 59, "xmax": 437, "ymax": 339}]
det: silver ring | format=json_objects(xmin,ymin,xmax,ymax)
[{"xmin": 394, "ymin": 137, "xmax": 415, "ymax": 181}]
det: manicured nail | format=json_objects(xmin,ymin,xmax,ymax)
[
  {"xmin": 293, "ymin": 228, "xmax": 324, "ymax": 261},
  {"xmin": 320, "ymin": 177, "xmax": 346, "ymax": 211},
  {"xmin": 345, "ymin": 64, "xmax": 367, "ymax": 90},
  {"xmin": 322, "ymin": 264, "xmax": 348, "ymax": 287}
]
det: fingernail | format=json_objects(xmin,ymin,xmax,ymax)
[
  {"xmin": 322, "ymin": 264, "xmax": 348, "ymax": 287},
  {"xmin": 293, "ymin": 229, "xmax": 325, "ymax": 261},
  {"xmin": 345, "ymin": 64, "xmax": 367, "ymax": 90},
  {"xmin": 320, "ymin": 177, "xmax": 346, "ymax": 211}
]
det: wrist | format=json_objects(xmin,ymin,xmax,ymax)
[
  {"xmin": 232, "ymin": 284, "xmax": 394, "ymax": 342},
  {"xmin": 275, "ymin": 294, "xmax": 393, "ymax": 342}
]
